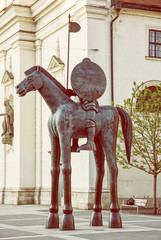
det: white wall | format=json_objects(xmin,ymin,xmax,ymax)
[
  {"xmin": 34, "ymin": 0, "xmax": 110, "ymax": 203},
  {"xmin": 113, "ymin": 8, "xmax": 161, "ymax": 199},
  {"xmin": 114, "ymin": 9, "xmax": 161, "ymax": 104}
]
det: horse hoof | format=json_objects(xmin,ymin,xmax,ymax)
[
  {"xmin": 61, "ymin": 214, "xmax": 75, "ymax": 230},
  {"xmin": 45, "ymin": 212, "xmax": 59, "ymax": 229},
  {"xmin": 90, "ymin": 211, "xmax": 103, "ymax": 226},
  {"xmin": 109, "ymin": 212, "xmax": 122, "ymax": 228}
]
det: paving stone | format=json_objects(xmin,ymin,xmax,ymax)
[
  {"xmin": 0, "ymin": 228, "xmax": 38, "ymax": 238},
  {"xmin": 0, "ymin": 214, "xmax": 45, "ymax": 220},
  {"xmin": 0, "ymin": 205, "xmax": 161, "ymax": 240},
  {"xmin": 1, "ymin": 218, "xmax": 46, "ymax": 226},
  {"xmin": 131, "ymin": 220, "xmax": 161, "ymax": 229},
  {"xmin": 11, "ymin": 237, "xmax": 64, "ymax": 240},
  {"xmin": 78, "ymin": 230, "xmax": 161, "ymax": 240}
]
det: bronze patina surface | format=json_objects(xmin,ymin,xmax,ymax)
[
  {"xmin": 15, "ymin": 62, "xmax": 132, "ymax": 231},
  {"xmin": 71, "ymin": 58, "xmax": 106, "ymax": 101}
]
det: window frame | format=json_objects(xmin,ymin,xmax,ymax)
[{"xmin": 149, "ymin": 29, "xmax": 161, "ymax": 58}]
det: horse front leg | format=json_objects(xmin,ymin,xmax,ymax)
[
  {"xmin": 46, "ymin": 134, "xmax": 60, "ymax": 229},
  {"xmin": 59, "ymin": 133, "xmax": 75, "ymax": 230},
  {"xmin": 91, "ymin": 136, "xmax": 104, "ymax": 226}
]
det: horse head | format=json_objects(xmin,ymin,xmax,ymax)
[{"xmin": 15, "ymin": 66, "xmax": 42, "ymax": 97}]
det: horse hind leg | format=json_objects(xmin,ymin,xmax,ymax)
[
  {"xmin": 90, "ymin": 136, "xmax": 104, "ymax": 226},
  {"xmin": 101, "ymin": 131, "xmax": 122, "ymax": 228},
  {"xmin": 46, "ymin": 135, "xmax": 60, "ymax": 229}
]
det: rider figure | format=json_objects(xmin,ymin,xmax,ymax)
[
  {"xmin": 68, "ymin": 89, "xmax": 98, "ymax": 152},
  {"xmin": 69, "ymin": 58, "xmax": 106, "ymax": 152}
]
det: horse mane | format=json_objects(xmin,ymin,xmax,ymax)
[{"xmin": 24, "ymin": 66, "xmax": 71, "ymax": 97}]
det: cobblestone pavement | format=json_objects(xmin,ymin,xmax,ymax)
[{"xmin": 0, "ymin": 205, "xmax": 161, "ymax": 240}]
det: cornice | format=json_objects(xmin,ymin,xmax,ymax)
[
  {"xmin": 0, "ymin": 5, "xmax": 33, "ymax": 30},
  {"xmin": 34, "ymin": 2, "xmax": 108, "ymax": 40},
  {"xmin": 31, "ymin": 0, "xmax": 62, "ymax": 22},
  {"xmin": 0, "ymin": 4, "xmax": 35, "ymax": 51},
  {"xmin": 11, "ymin": 40, "xmax": 35, "ymax": 52},
  {"xmin": 31, "ymin": 0, "xmax": 108, "ymax": 23},
  {"xmin": 122, "ymin": 2, "xmax": 161, "ymax": 13},
  {"xmin": 35, "ymin": 13, "xmax": 67, "ymax": 40},
  {"xmin": 121, "ymin": 8, "xmax": 161, "ymax": 20},
  {"xmin": 85, "ymin": 4, "xmax": 108, "ymax": 19},
  {"xmin": 0, "ymin": 31, "xmax": 35, "ymax": 52},
  {"xmin": 86, "ymin": 0, "xmax": 108, "ymax": 8},
  {"xmin": 0, "ymin": 1, "xmax": 108, "ymax": 49}
]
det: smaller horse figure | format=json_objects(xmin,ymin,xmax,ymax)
[{"xmin": 15, "ymin": 66, "xmax": 132, "ymax": 230}]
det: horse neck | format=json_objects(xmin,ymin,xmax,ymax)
[{"xmin": 38, "ymin": 73, "xmax": 72, "ymax": 113}]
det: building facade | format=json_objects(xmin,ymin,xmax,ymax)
[{"xmin": 0, "ymin": 0, "xmax": 161, "ymax": 208}]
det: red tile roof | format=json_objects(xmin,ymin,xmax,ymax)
[{"xmin": 122, "ymin": 0, "xmax": 161, "ymax": 11}]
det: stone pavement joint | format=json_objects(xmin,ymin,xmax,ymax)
[{"xmin": 0, "ymin": 205, "xmax": 161, "ymax": 240}]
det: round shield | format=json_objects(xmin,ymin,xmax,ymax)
[{"xmin": 71, "ymin": 58, "xmax": 106, "ymax": 101}]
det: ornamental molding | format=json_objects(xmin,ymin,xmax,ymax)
[
  {"xmin": 142, "ymin": 80, "xmax": 161, "ymax": 88},
  {"xmin": 35, "ymin": 4, "xmax": 107, "ymax": 40},
  {"xmin": 31, "ymin": 0, "xmax": 63, "ymax": 21},
  {"xmin": 0, "ymin": 5, "xmax": 35, "ymax": 50},
  {"xmin": 1, "ymin": 70, "xmax": 14, "ymax": 85},
  {"xmin": 47, "ymin": 55, "xmax": 64, "ymax": 74},
  {"xmin": 0, "ymin": 5, "xmax": 33, "ymax": 31},
  {"xmin": 121, "ymin": 8, "xmax": 161, "ymax": 19}
]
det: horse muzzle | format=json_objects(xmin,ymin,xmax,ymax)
[{"xmin": 15, "ymin": 85, "xmax": 27, "ymax": 97}]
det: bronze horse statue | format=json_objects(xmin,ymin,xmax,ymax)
[{"xmin": 15, "ymin": 66, "xmax": 132, "ymax": 230}]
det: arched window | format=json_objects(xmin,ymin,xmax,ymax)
[{"xmin": 136, "ymin": 85, "xmax": 161, "ymax": 112}]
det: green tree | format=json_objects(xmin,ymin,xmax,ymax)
[{"xmin": 117, "ymin": 82, "xmax": 161, "ymax": 215}]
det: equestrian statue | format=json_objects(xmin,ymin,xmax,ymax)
[{"xmin": 15, "ymin": 58, "xmax": 132, "ymax": 230}]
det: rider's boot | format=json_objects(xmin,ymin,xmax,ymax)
[{"xmin": 77, "ymin": 127, "xmax": 96, "ymax": 151}]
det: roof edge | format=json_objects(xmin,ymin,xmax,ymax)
[{"xmin": 122, "ymin": 2, "xmax": 161, "ymax": 12}]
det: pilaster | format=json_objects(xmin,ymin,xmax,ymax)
[
  {"xmin": 0, "ymin": 51, "xmax": 6, "ymax": 203},
  {"xmin": 0, "ymin": 39, "xmax": 36, "ymax": 204},
  {"xmin": 34, "ymin": 39, "xmax": 42, "ymax": 204}
]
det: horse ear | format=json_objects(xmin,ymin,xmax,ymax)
[{"xmin": 37, "ymin": 66, "xmax": 41, "ymax": 74}]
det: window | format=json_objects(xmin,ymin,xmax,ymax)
[
  {"xmin": 136, "ymin": 85, "xmax": 161, "ymax": 112},
  {"xmin": 149, "ymin": 30, "xmax": 161, "ymax": 58}
]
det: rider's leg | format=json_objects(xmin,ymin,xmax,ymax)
[{"xmin": 77, "ymin": 110, "xmax": 96, "ymax": 151}]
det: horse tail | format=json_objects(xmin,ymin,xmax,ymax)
[{"xmin": 116, "ymin": 107, "xmax": 132, "ymax": 163}]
